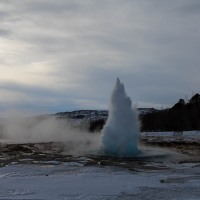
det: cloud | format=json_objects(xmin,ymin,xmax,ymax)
[
  {"xmin": 0, "ymin": 0, "xmax": 200, "ymax": 113},
  {"xmin": 26, "ymin": 1, "xmax": 81, "ymax": 13},
  {"xmin": 0, "ymin": 29, "xmax": 11, "ymax": 37},
  {"xmin": 174, "ymin": 1, "xmax": 200, "ymax": 15}
]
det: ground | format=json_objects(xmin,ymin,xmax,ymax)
[{"xmin": 0, "ymin": 131, "xmax": 200, "ymax": 199}]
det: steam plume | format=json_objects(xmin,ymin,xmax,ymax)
[
  {"xmin": 0, "ymin": 111, "xmax": 101, "ymax": 156},
  {"xmin": 102, "ymin": 78, "xmax": 140, "ymax": 157}
]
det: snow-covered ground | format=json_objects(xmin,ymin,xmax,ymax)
[
  {"xmin": 0, "ymin": 131, "xmax": 200, "ymax": 199},
  {"xmin": 141, "ymin": 131, "xmax": 200, "ymax": 144},
  {"xmin": 141, "ymin": 130, "xmax": 200, "ymax": 137},
  {"xmin": 0, "ymin": 161, "xmax": 200, "ymax": 199}
]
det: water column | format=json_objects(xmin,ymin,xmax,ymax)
[{"xmin": 102, "ymin": 78, "xmax": 140, "ymax": 157}]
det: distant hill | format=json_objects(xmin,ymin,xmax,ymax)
[
  {"xmin": 53, "ymin": 108, "xmax": 158, "ymax": 132},
  {"xmin": 1, "ymin": 95, "xmax": 198, "ymax": 133},
  {"xmin": 54, "ymin": 108, "xmax": 157, "ymax": 121},
  {"xmin": 54, "ymin": 110, "xmax": 108, "ymax": 121},
  {"xmin": 50, "ymin": 94, "xmax": 200, "ymax": 132}
]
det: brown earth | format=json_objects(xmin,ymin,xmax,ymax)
[{"xmin": 0, "ymin": 137, "xmax": 200, "ymax": 170}]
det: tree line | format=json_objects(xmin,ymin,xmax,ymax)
[
  {"xmin": 89, "ymin": 93, "xmax": 200, "ymax": 132},
  {"xmin": 141, "ymin": 93, "xmax": 200, "ymax": 132}
]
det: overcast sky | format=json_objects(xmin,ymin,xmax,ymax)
[{"xmin": 0, "ymin": 0, "xmax": 200, "ymax": 114}]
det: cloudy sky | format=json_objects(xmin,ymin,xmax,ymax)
[{"xmin": 0, "ymin": 0, "xmax": 200, "ymax": 114}]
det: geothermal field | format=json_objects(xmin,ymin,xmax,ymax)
[{"xmin": 0, "ymin": 79, "xmax": 200, "ymax": 199}]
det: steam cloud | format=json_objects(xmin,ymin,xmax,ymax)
[
  {"xmin": 0, "ymin": 111, "xmax": 101, "ymax": 155},
  {"xmin": 0, "ymin": 78, "xmax": 140, "ymax": 157},
  {"xmin": 102, "ymin": 78, "xmax": 140, "ymax": 157}
]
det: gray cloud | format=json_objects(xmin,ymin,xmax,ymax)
[
  {"xmin": 0, "ymin": 10, "xmax": 9, "ymax": 19},
  {"xmin": 0, "ymin": 29, "xmax": 11, "ymax": 37},
  {"xmin": 0, "ymin": 0, "xmax": 200, "ymax": 113},
  {"xmin": 174, "ymin": 1, "xmax": 200, "ymax": 15},
  {"xmin": 26, "ymin": 1, "xmax": 81, "ymax": 13}
]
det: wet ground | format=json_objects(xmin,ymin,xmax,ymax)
[{"xmin": 0, "ymin": 135, "xmax": 200, "ymax": 170}]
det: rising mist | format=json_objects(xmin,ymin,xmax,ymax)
[{"xmin": 0, "ymin": 111, "xmax": 101, "ymax": 156}]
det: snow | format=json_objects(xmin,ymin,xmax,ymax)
[
  {"xmin": 0, "ymin": 164, "xmax": 154, "ymax": 199},
  {"xmin": 141, "ymin": 131, "xmax": 200, "ymax": 137},
  {"xmin": 0, "ymin": 130, "xmax": 200, "ymax": 199},
  {"xmin": 141, "ymin": 131, "xmax": 200, "ymax": 144},
  {"xmin": 0, "ymin": 161, "xmax": 200, "ymax": 199}
]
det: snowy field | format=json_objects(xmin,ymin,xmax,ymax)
[
  {"xmin": 141, "ymin": 131, "xmax": 200, "ymax": 145},
  {"xmin": 0, "ymin": 160, "xmax": 200, "ymax": 199},
  {"xmin": 0, "ymin": 132, "xmax": 200, "ymax": 199},
  {"xmin": 141, "ymin": 131, "xmax": 200, "ymax": 138}
]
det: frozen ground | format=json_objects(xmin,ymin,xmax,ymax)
[
  {"xmin": 0, "ymin": 161, "xmax": 200, "ymax": 199},
  {"xmin": 141, "ymin": 130, "xmax": 200, "ymax": 138},
  {"xmin": 0, "ymin": 131, "xmax": 200, "ymax": 199}
]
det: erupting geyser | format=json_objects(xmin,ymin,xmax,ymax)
[{"xmin": 102, "ymin": 78, "xmax": 140, "ymax": 157}]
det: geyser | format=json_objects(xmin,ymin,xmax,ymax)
[{"xmin": 102, "ymin": 78, "xmax": 140, "ymax": 157}]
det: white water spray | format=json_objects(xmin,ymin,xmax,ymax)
[{"xmin": 102, "ymin": 78, "xmax": 140, "ymax": 157}]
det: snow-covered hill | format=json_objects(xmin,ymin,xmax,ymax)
[
  {"xmin": 54, "ymin": 110, "xmax": 108, "ymax": 121},
  {"xmin": 54, "ymin": 108, "xmax": 156, "ymax": 122}
]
